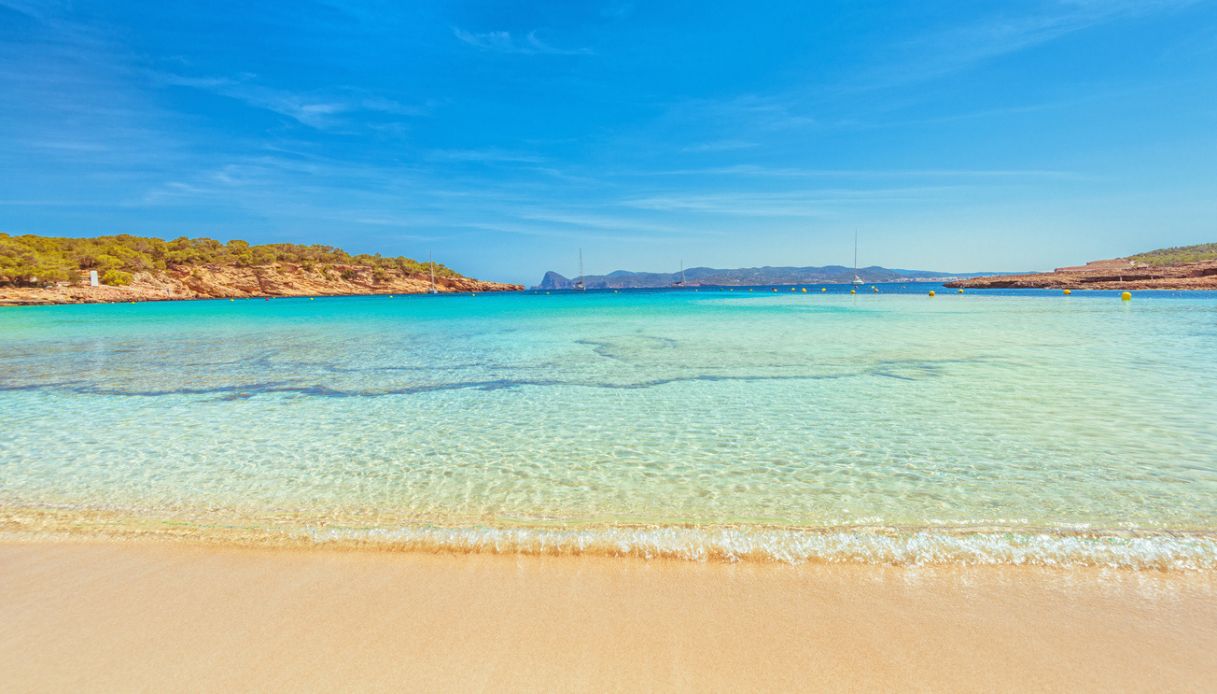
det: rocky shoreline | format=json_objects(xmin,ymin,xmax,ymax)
[
  {"xmin": 945, "ymin": 258, "xmax": 1217, "ymax": 290},
  {"xmin": 0, "ymin": 263, "xmax": 521, "ymax": 306}
]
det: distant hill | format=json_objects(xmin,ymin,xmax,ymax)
[
  {"xmin": 1128, "ymin": 242, "xmax": 1217, "ymax": 267},
  {"xmin": 536, "ymin": 265, "xmax": 978, "ymax": 289},
  {"xmin": 948, "ymin": 241, "xmax": 1217, "ymax": 290}
]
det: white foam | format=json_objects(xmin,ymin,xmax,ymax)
[{"xmin": 302, "ymin": 525, "xmax": 1217, "ymax": 571}]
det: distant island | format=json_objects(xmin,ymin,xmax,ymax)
[
  {"xmin": 537, "ymin": 265, "xmax": 986, "ymax": 289},
  {"xmin": 0, "ymin": 233, "xmax": 520, "ymax": 305},
  {"xmin": 946, "ymin": 243, "xmax": 1217, "ymax": 290}
]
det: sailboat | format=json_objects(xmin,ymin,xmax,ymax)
[
  {"xmin": 574, "ymin": 249, "xmax": 586, "ymax": 291},
  {"xmin": 672, "ymin": 260, "xmax": 686, "ymax": 287},
  {"xmin": 851, "ymin": 231, "xmax": 865, "ymax": 286},
  {"xmin": 427, "ymin": 251, "xmax": 439, "ymax": 294}
]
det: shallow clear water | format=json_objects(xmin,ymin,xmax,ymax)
[{"xmin": 3, "ymin": 286, "xmax": 1217, "ymax": 568}]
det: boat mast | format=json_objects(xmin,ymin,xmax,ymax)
[
  {"xmin": 576, "ymin": 248, "xmax": 585, "ymax": 290},
  {"xmin": 853, "ymin": 231, "xmax": 863, "ymax": 284},
  {"xmin": 429, "ymin": 250, "xmax": 437, "ymax": 293},
  {"xmin": 681, "ymin": 259, "xmax": 686, "ymax": 286}
]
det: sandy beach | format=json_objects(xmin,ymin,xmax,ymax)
[{"xmin": 1, "ymin": 541, "xmax": 1214, "ymax": 693}]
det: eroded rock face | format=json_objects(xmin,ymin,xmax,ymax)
[
  {"xmin": 537, "ymin": 271, "xmax": 572, "ymax": 290},
  {"xmin": 945, "ymin": 259, "xmax": 1217, "ymax": 290},
  {"xmin": 0, "ymin": 264, "xmax": 522, "ymax": 305}
]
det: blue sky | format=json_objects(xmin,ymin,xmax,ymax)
[{"xmin": 1, "ymin": 1, "xmax": 1215, "ymax": 283}]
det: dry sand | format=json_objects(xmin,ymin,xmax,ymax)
[{"xmin": 1, "ymin": 540, "xmax": 1215, "ymax": 693}]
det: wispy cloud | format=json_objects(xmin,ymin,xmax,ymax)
[
  {"xmin": 452, "ymin": 27, "xmax": 592, "ymax": 55},
  {"xmin": 643, "ymin": 94, "xmax": 817, "ymax": 156},
  {"xmin": 855, "ymin": 0, "xmax": 1203, "ymax": 90},
  {"xmin": 647, "ymin": 1, "xmax": 1201, "ymax": 149},
  {"xmin": 149, "ymin": 72, "xmax": 427, "ymax": 129},
  {"xmin": 0, "ymin": 9, "xmax": 188, "ymax": 167},
  {"xmin": 454, "ymin": 220, "xmax": 664, "ymax": 244},
  {"xmin": 623, "ymin": 186, "xmax": 980, "ymax": 217},
  {"xmin": 426, "ymin": 148, "xmax": 546, "ymax": 164},
  {"xmin": 600, "ymin": 3, "xmax": 635, "ymax": 20},
  {"xmin": 514, "ymin": 210, "xmax": 710, "ymax": 237},
  {"xmin": 688, "ymin": 94, "xmax": 816, "ymax": 131},
  {"xmin": 0, "ymin": 0, "xmax": 66, "ymax": 20},
  {"xmin": 641, "ymin": 165, "xmax": 1085, "ymax": 180},
  {"xmin": 680, "ymin": 139, "xmax": 757, "ymax": 153}
]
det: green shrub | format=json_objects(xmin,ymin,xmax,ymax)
[
  {"xmin": 0, "ymin": 232, "xmax": 468, "ymax": 287},
  {"xmin": 1130, "ymin": 243, "xmax": 1217, "ymax": 267},
  {"xmin": 101, "ymin": 269, "xmax": 133, "ymax": 286}
]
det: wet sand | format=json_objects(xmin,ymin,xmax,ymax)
[{"xmin": 1, "ymin": 541, "xmax": 1215, "ymax": 693}]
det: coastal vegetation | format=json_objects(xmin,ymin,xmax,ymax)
[
  {"xmin": 1129, "ymin": 242, "xmax": 1217, "ymax": 267},
  {"xmin": 948, "ymin": 240, "xmax": 1217, "ymax": 290},
  {"xmin": 0, "ymin": 233, "xmax": 457, "ymax": 287}
]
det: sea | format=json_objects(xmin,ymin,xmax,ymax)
[{"xmin": 2, "ymin": 284, "xmax": 1216, "ymax": 569}]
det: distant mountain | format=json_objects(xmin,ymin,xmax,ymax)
[{"xmin": 535, "ymin": 265, "xmax": 981, "ymax": 289}]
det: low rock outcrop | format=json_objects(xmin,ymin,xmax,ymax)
[{"xmin": 946, "ymin": 258, "xmax": 1217, "ymax": 290}]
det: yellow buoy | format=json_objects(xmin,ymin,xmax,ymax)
[
  {"xmin": 821, "ymin": 287, "xmax": 826, "ymax": 292},
  {"xmin": 1121, "ymin": 291, "xmax": 1131, "ymax": 301},
  {"xmin": 1063, "ymin": 289, "xmax": 1071, "ymax": 295},
  {"xmin": 957, "ymin": 288, "xmax": 964, "ymax": 294},
  {"xmin": 309, "ymin": 297, "xmax": 314, "ymax": 300},
  {"xmin": 849, "ymin": 289, "xmax": 856, "ymax": 295},
  {"xmin": 129, "ymin": 301, "xmax": 135, "ymax": 304},
  {"xmin": 801, "ymin": 287, "xmax": 807, "ymax": 293},
  {"xmin": 229, "ymin": 298, "xmax": 234, "ymax": 302},
  {"xmin": 928, "ymin": 290, "xmax": 936, "ymax": 297},
  {"xmin": 873, "ymin": 287, "xmax": 879, "ymax": 293}
]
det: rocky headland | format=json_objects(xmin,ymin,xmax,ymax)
[
  {"xmin": 946, "ymin": 255, "xmax": 1217, "ymax": 290},
  {"xmin": 0, "ymin": 264, "xmax": 520, "ymax": 305},
  {"xmin": 0, "ymin": 233, "xmax": 520, "ymax": 305}
]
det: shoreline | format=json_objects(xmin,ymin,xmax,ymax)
[
  {"xmin": 0, "ymin": 284, "xmax": 522, "ymax": 307},
  {"xmin": 7, "ymin": 282, "xmax": 1217, "ymax": 306},
  {"xmin": 5, "ymin": 509, "xmax": 1217, "ymax": 570},
  {"xmin": 2, "ymin": 539, "xmax": 1215, "ymax": 692}
]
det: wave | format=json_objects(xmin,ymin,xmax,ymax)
[
  {"xmin": 6, "ymin": 508, "xmax": 1216, "ymax": 570},
  {"xmin": 301, "ymin": 525, "xmax": 1217, "ymax": 571}
]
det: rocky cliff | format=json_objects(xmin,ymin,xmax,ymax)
[{"xmin": 0, "ymin": 263, "xmax": 521, "ymax": 305}]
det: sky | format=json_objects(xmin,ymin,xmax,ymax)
[{"xmin": 1, "ymin": 1, "xmax": 1215, "ymax": 284}]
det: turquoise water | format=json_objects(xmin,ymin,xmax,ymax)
[{"xmin": 3, "ymin": 286, "xmax": 1217, "ymax": 568}]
